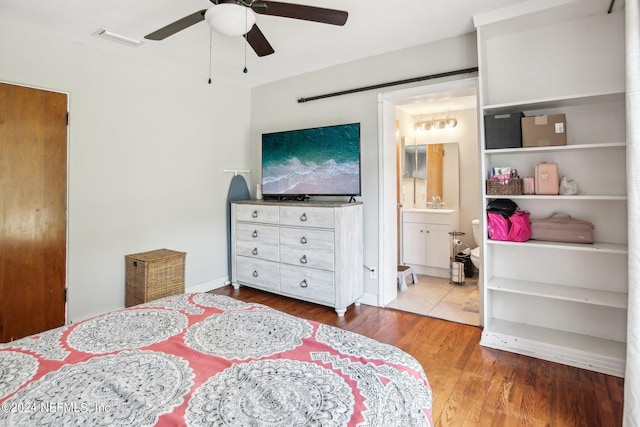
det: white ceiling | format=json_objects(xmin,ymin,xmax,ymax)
[{"xmin": 0, "ymin": 0, "xmax": 529, "ymax": 89}]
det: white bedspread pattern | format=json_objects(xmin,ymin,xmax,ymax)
[{"xmin": 0, "ymin": 293, "xmax": 432, "ymax": 426}]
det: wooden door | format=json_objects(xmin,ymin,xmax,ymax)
[{"xmin": 0, "ymin": 82, "xmax": 67, "ymax": 342}]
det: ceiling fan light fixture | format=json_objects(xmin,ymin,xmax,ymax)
[{"xmin": 205, "ymin": 4, "xmax": 256, "ymax": 37}]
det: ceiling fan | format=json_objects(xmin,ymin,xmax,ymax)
[{"xmin": 145, "ymin": 0, "xmax": 349, "ymax": 57}]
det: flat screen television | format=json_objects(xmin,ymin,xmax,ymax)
[{"xmin": 261, "ymin": 122, "xmax": 361, "ymax": 198}]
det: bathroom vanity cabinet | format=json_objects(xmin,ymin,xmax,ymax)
[
  {"xmin": 475, "ymin": 2, "xmax": 626, "ymax": 376},
  {"xmin": 401, "ymin": 209, "xmax": 459, "ymax": 278}
]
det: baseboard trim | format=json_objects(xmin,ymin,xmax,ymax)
[
  {"xmin": 359, "ymin": 292, "xmax": 378, "ymax": 307},
  {"xmin": 186, "ymin": 276, "xmax": 229, "ymax": 294},
  {"xmin": 480, "ymin": 330, "xmax": 625, "ymax": 378}
]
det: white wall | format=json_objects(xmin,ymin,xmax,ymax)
[
  {"xmin": 0, "ymin": 21, "xmax": 252, "ymax": 322},
  {"xmin": 250, "ymin": 34, "xmax": 478, "ymax": 298},
  {"xmin": 0, "ymin": 21, "xmax": 479, "ymax": 316}
]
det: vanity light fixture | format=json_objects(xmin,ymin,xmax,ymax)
[
  {"xmin": 94, "ymin": 29, "xmax": 143, "ymax": 47},
  {"xmin": 415, "ymin": 117, "xmax": 458, "ymax": 132}
]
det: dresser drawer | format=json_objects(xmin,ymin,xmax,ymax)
[
  {"xmin": 279, "ymin": 247, "xmax": 334, "ymax": 271},
  {"xmin": 236, "ymin": 222, "xmax": 279, "ymax": 242},
  {"xmin": 236, "ymin": 204, "xmax": 279, "ymax": 224},
  {"xmin": 280, "ymin": 264, "xmax": 334, "ymax": 305},
  {"xmin": 279, "ymin": 227, "xmax": 334, "ymax": 270},
  {"xmin": 280, "ymin": 206, "xmax": 335, "ymax": 229},
  {"xmin": 279, "ymin": 227, "xmax": 334, "ymax": 251},
  {"xmin": 236, "ymin": 223, "xmax": 279, "ymax": 261},
  {"xmin": 235, "ymin": 256, "xmax": 279, "ymax": 291}
]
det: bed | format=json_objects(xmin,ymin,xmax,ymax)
[{"xmin": 0, "ymin": 293, "xmax": 432, "ymax": 426}]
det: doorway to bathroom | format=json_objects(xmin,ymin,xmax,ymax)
[{"xmin": 377, "ymin": 78, "xmax": 482, "ymax": 326}]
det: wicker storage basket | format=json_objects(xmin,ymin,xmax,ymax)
[
  {"xmin": 486, "ymin": 178, "xmax": 523, "ymax": 195},
  {"xmin": 125, "ymin": 249, "xmax": 186, "ymax": 307}
]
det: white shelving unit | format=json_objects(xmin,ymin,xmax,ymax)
[{"xmin": 474, "ymin": 1, "xmax": 627, "ymax": 376}]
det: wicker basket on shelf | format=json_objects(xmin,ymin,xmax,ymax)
[{"xmin": 486, "ymin": 178, "xmax": 523, "ymax": 195}]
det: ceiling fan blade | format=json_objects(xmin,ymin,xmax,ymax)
[
  {"xmin": 253, "ymin": 1, "xmax": 348, "ymax": 26},
  {"xmin": 145, "ymin": 10, "xmax": 207, "ymax": 40},
  {"xmin": 244, "ymin": 24, "xmax": 275, "ymax": 57}
]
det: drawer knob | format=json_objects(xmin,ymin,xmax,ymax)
[
  {"xmin": 300, "ymin": 213, "xmax": 307, "ymax": 222},
  {"xmin": 300, "ymin": 279, "xmax": 308, "ymax": 288},
  {"xmin": 300, "ymin": 236, "xmax": 307, "ymax": 244},
  {"xmin": 252, "ymin": 210, "xmax": 258, "ymax": 218},
  {"xmin": 252, "ymin": 248, "xmax": 258, "ymax": 255},
  {"xmin": 300, "ymin": 255, "xmax": 307, "ymax": 264},
  {"xmin": 252, "ymin": 270, "xmax": 258, "ymax": 277},
  {"xmin": 252, "ymin": 230, "xmax": 258, "ymax": 238}
]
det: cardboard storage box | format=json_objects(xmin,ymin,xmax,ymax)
[
  {"xmin": 125, "ymin": 249, "xmax": 186, "ymax": 307},
  {"xmin": 484, "ymin": 112, "xmax": 524, "ymax": 149},
  {"xmin": 522, "ymin": 114, "xmax": 567, "ymax": 147}
]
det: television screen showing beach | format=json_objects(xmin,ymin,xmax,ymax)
[{"xmin": 261, "ymin": 123, "xmax": 361, "ymax": 196}]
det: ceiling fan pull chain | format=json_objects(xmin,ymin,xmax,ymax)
[
  {"xmin": 208, "ymin": 28, "xmax": 213, "ymax": 84},
  {"xmin": 243, "ymin": 8, "xmax": 249, "ymax": 73}
]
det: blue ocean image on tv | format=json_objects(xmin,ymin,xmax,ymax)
[{"xmin": 261, "ymin": 123, "xmax": 361, "ymax": 196}]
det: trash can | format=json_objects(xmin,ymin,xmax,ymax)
[{"xmin": 456, "ymin": 252, "xmax": 474, "ymax": 278}]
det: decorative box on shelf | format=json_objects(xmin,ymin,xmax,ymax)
[
  {"xmin": 125, "ymin": 249, "xmax": 186, "ymax": 307},
  {"xmin": 484, "ymin": 112, "xmax": 524, "ymax": 149}
]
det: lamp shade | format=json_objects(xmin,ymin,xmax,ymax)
[{"xmin": 205, "ymin": 4, "xmax": 256, "ymax": 37}]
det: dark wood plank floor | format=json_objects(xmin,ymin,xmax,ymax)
[{"xmin": 210, "ymin": 285, "xmax": 624, "ymax": 427}]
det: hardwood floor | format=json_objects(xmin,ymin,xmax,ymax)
[{"xmin": 209, "ymin": 285, "xmax": 624, "ymax": 427}]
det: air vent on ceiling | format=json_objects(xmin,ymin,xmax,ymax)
[{"xmin": 94, "ymin": 29, "xmax": 142, "ymax": 47}]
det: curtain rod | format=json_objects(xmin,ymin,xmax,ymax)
[{"xmin": 297, "ymin": 67, "xmax": 479, "ymax": 103}]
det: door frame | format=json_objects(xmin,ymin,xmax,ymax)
[{"xmin": 377, "ymin": 78, "xmax": 478, "ymax": 306}]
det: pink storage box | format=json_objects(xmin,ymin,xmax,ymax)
[{"xmin": 535, "ymin": 162, "xmax": 559, "ymax": 195}]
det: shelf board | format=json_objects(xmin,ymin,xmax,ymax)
[
  {"xmin": 484, "ymin": 142, "xmax": 626, "ymax": 155},
  {"xmin": 483, "ymin": 91, "xmax": 625, "ymax": 115},
  {"xmin": 481, "ymin": 318, "xmax": 626, "ymax": 377},
  {"xmin": 487, "ymin": 239, "xmax": 628, "ymax": 254},
  {"xmin": 484, "ymin": 194, "xmax": 627, "ymax": 201},
  {"xmin": 487, "ymin": 277, "xmax": 628, "ymax": 308}
]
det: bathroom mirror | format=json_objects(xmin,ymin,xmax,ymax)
[
  {"xmin": 400, "ymin": 140, "xmax": 459, "ymax": 210},
  {"xmin": 403, "ymin": 144, "xmax": 427, "ymax": 179}
]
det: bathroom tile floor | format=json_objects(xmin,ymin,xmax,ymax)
[{"xmin": 386, "ymin": 274, "xmax": 480, "ymax": 326}]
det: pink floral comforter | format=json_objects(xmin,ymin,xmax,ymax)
[{"xmin": 0, "ymin": 293, "xmax": 432, "ymax": 426}]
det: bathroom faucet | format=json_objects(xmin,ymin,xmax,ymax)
[{"xmin": 432, "ymin": 196, "xmax": 441, "ymax": 205}]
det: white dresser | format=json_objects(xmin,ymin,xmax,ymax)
[{"xmin": 230, "ymin": 200, "xmax": 363, "ymax": 316}]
